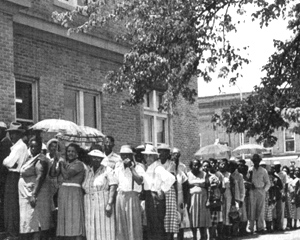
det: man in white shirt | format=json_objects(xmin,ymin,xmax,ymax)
[
  {"xmin": 102, "ymin": 135, "xmax": 122, "ymax": 169},
  {"xmin": 115, "ymin": 145, "xmax": 145, "ymax": 240},
  {"xmin": 248, "ymin": 154, "xmax": 270, "ymax": 234},
  {"xmin": 274, "ymin": 161, "xmax": 288, "ymax": 231},
  {"xmin": 2, "ymin": 122, "xmax": 28, "ymax": 240},
  {"xmin": 142, "ymin": 144, "xmax": 176, "ymax": 240}
]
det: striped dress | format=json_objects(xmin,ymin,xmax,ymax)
[
  {"xmin": 57, "ymin": 159, "xmax": 85, "ymax": 237},
  {"xmin": 187, "ymin": 171, "xmax": 211, "ymax": 228},
  {"xmin": 82, "ymin": 165, "xmax": 117, "ymax": 240}
]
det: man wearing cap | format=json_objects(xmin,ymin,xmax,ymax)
[
  {"xmin": 114, "ymin": 145, "xmax": 145, "ymax": 240},
  {"xmin": 248, "ymin": 154, "xmax": 270, "ymax": 234},
  {"xmin": 142, "ymin": 144, "xmax": 176, "ymax": 240},
  {"xmin": 2, "ymin": 122, "xmax": 28, "ymax": 240},
  {"xmin": 274, "ymin": 161, "xmax": 288, "ymax": 231},
  {"xmin": 102, "ymin": 136, "xmax": 122, "ymax": 169},
  {"xmin": 0, "ymin": 121, "xmax": 9, "ymax": 231}
]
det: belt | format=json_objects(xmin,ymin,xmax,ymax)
[{"xmin": 62, "ymin": 183, "xmax": 81, "ymax": 188}]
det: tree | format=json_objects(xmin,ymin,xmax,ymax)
[
  {"xmin": 53, "ymin": 0, "xmax": 300, "ymax": 144},
  {"xmin": 53, "ymin": 0, "xmax": 288, "ymax": 110},
  {"xmin": 213, "ymin": 2, "xmax": 300, "ymax": 146}
]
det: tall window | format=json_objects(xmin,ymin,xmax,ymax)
[
  {"xmin": 64, "ymin": 88, "xmax": 100, "ymax": 129},
  {"xmin": 15, "ymin": 79, "xmax": 38, "ymax": 127},
  {"xmin": 284, "ymin": 129, "xmax": 295, "ymax": 152},
  {"xmin": 143, "ymin": 91, "xmax": 169, "ymax": 146}
]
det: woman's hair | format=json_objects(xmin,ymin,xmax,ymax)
[
  {"xmin": 201, "ymin": 159, "xmax": 210, "ymax": 167},
  {"xmin": 28, "ymin": 136, "xmax": 43, "ymax": 150},
  {"xmin": 65, "ymin": 143, "xmax": 81, "ymax": 159},
  {"xmin": 282, "ymin": 165, "xmax": 290, "ymax": 175},
  {"xmin": 189, "ymin": 159, "xmax": 201, "ymax": 170}
]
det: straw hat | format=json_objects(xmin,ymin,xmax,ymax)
[
  {"xmin": 88, "ymin": 149, "xmax": 106, "ymax": 158},
  {"xmin": 157, "ymin": 143, "xmax": 171, "ymax": 151},
  {"xmin": 172, "ymin": 147, "xmax": 180, "ymax": 154},
  {"xmin": 142, "ymin": 144, "xmax": 158, "ymax": 155},
  {"xmin": 6, "ymin": 122, "xmax": 25, "ymax": 132},
  {"xmin": 120, "ymin": 145, "xmax": 133, "ymax": 154},
  {"xmin": 274, "ymin": 161, "xmax": 281, "ymax": 165},
  {"xmin": 259, "ymin": 160, "xmax": 267, "ymax": 166},
  {"xmin": 0, "ymin": 122, "xmax": 7, "ymax": 129}
]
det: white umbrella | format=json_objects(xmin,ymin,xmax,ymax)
[
  {"xmin": 232, "ymin": 144, "xmax": 267, "ymax": 156},
  {"xmin": 194, "ymin": 144, "xmax": 231, "ymax": 159},
  {"xmin": 30, "ymin": 119, "xmax": 81, "ymax": 135},
  {"xmin": 57, "ymin": 125, "xmax": 105, "ymax": 143}
]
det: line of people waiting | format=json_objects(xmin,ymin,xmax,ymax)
[{"xmin": 1, "ymin": 121, "xmax": 300, "ymax": 240}]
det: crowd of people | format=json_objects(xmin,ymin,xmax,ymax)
[{"xmin": 0, "ymin": 121, "xmax": 300, "ymax": 240}]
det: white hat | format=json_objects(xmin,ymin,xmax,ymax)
[
  {"xmin": 88, "ymin": 149, "xmax": 106, "ymax": 158},
  {"xmin": 172, "ymin": 147, "xmax": 180, "ymax": 154},
  {"xmin": 120, "ymin": 145, "xmax": 133, "ymax": 154},
  {"xmin": 259, "ymin": 160, "xmax": 267, "ymax": 166},
  {"xmin": 42, "ymin": 143, "xmax": 47, "ymax": 150},
  {"xmin": 157, "ymin": 143, "xmax": 171, "ymax": 150},
  {"xmin": 0, "ymin": 122, "xmax": 7, "ymax": 129},
  {"xmin": 274, "ymin": 161, "xmax": 281, "ymax": 165},
  {"xmin": 142, "ymin": 144, "xmax": 158, "ymax": 155},
  {"xmin": 6, "ymin": 122, "xmax": 25, "ymax": 132}
]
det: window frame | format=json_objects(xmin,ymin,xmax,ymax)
[
  {"xmin": 15, "ymin": 78, "xmax": 38, "ymax": 124},
  {"xmin": 143, "ymin": 90, "xmax": 169, "ymax": 146},
  {"xmin": 64, "ymin": 86, "xmax": 101, "ymax": 130},
  {"xmin": 284, "ymin": 128, "xmax": 296, "ymax": 153}
]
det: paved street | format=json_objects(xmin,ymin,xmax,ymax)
[{"xmin": 180, "ymin": 228, "xmax": 300, "ymax": 240}]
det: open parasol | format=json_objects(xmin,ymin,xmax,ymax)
[
  {"xmin": 56, "ymin": 125, "xmax": 105, "ymax": 143},
  {"xmin": 30, "ymin": 119, "xmax": 81, "ymax": 135},
  {"xmin": 194, "ymin": 143, "xmax": 231, "ymax": 159},
  {"xmin": 232, "ymin": 144, "xmax": 267, "ymax": 156}
]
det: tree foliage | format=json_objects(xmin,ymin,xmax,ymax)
[
  {"xmin": 53, "ymin": 0, "xmax": 300, "ymax": 144},
  {"xmin": 52, "ymin": 0, "xmax": 285, "ymax": 110},
  {"xmin": 213, "ymin": 1, "xmax": 300, "ymax": 145}
]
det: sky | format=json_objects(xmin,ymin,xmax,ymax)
[{"xmin": 198, "ymin": 7, "xmax": 293, "ymax": 97}]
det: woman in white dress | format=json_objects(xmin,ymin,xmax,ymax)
[{"xmin": 82, "ymin": 149, "xmax": 117, "ymax": 240}]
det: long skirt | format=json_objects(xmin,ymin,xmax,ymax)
[
  {"xmin": 19, "ymin": 177, "xmax": 52, "ymax": 233},
  {"xmin": 285, "ymin": 192, "xmax": 294, "ymax": 218},
  {"xmin": 164, "ymin": 186, "xmax": 179, "ymax": 233},
  {"xmin": 189, "ymin": 190, "xmax": 211, "ymax": 228},
  {"xmin": 116, "ymin": 191, "xmax": 142, "ymax": 240},
  {"xmin": 57, "ymin": 185, "xmax": 85, "ymax": 236},
  {"xmin": 145, "ymin": 191, "xmax": 166, "ymax": 240},
  {"xmin": 4, "ymin": 172, "xmax": 20, "ymax": 237},
  {"xmin": 222, "ymin": 189, "xmax": 232, "ymax": 226},
  {"xmin": 264, "ymin": 191, "xmax": 274, "ymax": 222},
  {"xmin": 85, "ymin": 190, "xmax": 115, "ymax": 240},
  {"xmin": 292, "ymin": 204, "xmax": 300, "ymax": 219}
]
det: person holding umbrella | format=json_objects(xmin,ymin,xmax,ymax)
[
  {"xmin": 2, "ymin": 122, "xmax": 28, "ymax": 240},
  {"xmin": 50, "ymin": 143, "xmax": 85, "ymax": 240}
]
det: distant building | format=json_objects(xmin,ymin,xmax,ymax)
[{"xmin": 198, "ymin": 93, "xmax": 300, "ymax": 166}]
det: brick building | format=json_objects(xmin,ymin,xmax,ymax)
[
  {"xmin": 0, "ymin": 0, "xmax": 200, "ymax": 165},
  {"xmin": 198, "ymin": 93, "xmax": 300, "ymax": 166}
]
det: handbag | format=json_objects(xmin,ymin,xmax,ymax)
[{"xmin": 228, "ymin": 205, "xmax": 240, "ymax": 223}]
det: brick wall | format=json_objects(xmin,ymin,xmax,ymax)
[
  {"xmin": 172, "ymin": 77, "xmax": 200, "ymax": 167},
  {"xmin": 0, "ymin": 11, "xmax": 15, "ymax": 124},
  {"xmin": 13, "ymin": 29, "xmax": 142, "ymax": 151}
]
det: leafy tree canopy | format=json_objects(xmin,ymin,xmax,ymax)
[
  {"xmin": 53, "ymin": 0, "xmax": 292, "ymax": 110},
  {"xmin": 213, "ymin": 1, "xmax": 300, "ymax": 146},
  {"xmin": 53, "ymin": 0, "xmax": 300, "ymax": 145}
]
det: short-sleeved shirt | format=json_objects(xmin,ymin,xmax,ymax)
[{"xmin": 114, "ymin": 162, "xmax": 145, "ymax": 192}]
